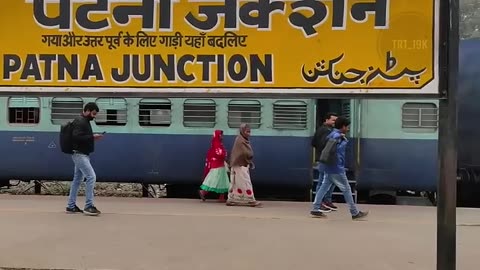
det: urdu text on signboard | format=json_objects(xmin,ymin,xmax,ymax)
[{"xmin": 0, "ymin": 0, "xmax": 439, "ymax": 95}]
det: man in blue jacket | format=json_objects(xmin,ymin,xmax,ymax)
[{"xmin": 310, "ymin": 116, "xmax": 368, "ymax": 220}]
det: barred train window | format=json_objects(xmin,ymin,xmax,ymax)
[
  {"xmin": 273, "ymin": 101, "xmax": 307, "ymax": 130},
  {"xmin": 342, "ymin": 101, "xmax": 351, "ymax": 119},
  {"xmin": 8, "ymin": 97, "xmax": 40, "ymax": 124},
  {"xmin": 183, "ymin": 99, "xmax": 216, "ymax": 128},
  {"xmin": 139, "ymin": 99, "xmax": 171, "ymax": 127},
  {"xmin": 95, "ymin": 98, "xmax": 128, "ymax": 126},
  {"xmin": 402, "ymin": 103, "xmax": 438, "ymax": 131},
  {"xmin": 228, "ymin": 100, "xmax": 261, "ymax": 129},
  {"xmin": 341, "ymin": 101, "xmax": 351, "ymax": 136},
  {"xmin": 51, "ymin": 97, "xmax": 83, "ymax": 125}
]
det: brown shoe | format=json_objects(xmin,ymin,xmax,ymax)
[{"xmin": 198, "ymin": 190, "xmax": 206, "ymax": 201}]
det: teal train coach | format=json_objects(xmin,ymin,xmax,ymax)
[{"xmin": 0, "ymin": 78, "xmax": 473, "ymax": 205}]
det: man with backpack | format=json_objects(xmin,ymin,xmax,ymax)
[
  {"xmin": 64, "ymin": 102, "xmax": 103, "ymax": 216},
  {"xmin": 310, "ymin": 116, "xmax": 368, "ymax": 220},
  {"xmin": 311, "ymin": 112, "xmax": 338, "ymax": 213}
]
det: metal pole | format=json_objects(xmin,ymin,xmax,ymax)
[{"xmin": 437, "ymin": 0, "xmax": 459, "ymax": 269}]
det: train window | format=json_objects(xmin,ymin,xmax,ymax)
[
  {"xmin": 402, "ymin": 103, "xmax": 438, "ymax": 130},
  {"xmin": 341, "ymin": 101, "xmax": 351, "ymax": 119},
  {"xmin": 51, "ymin": 97, "xmax": 84, "ymax": 125},
  {"xmin": 273, "ymin": 101, "xmax": 308, "ymax": 130},
  {"xmin": 228, "ymin": 100, "xmax": 261, "ymax": 128},
  {"xmin": 183, "ymin": 99, "xmax": 216, "ymax": 128},
  {"xmin": 8, "ymin": 97, "xmax": 40, "ymax": 124},
  {"xmin": 139, "ymin": 99, "xmax": 171, "ymax": 127},
  {"xmin": 94, "ymin": 98, "xmax": 128, "ymax": 126}
]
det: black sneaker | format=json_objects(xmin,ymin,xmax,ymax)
[
  {"xmin": 352, "ymin": 211, "xmax": 369, "ymax": 221},
  {"xmin": 83, "ymin": 206, "xmax": 101, "ymax": 216},
  {"xmin": 66, "ymin": 205, "xmax": 83, "ymax": 214},
  {"xmin": 310, "ymin": 210, "xmax": 327, "ymax": 218},
  {"xmin": 319, "ymin": 204, "xmax": 332, "ymax": 213},
  {"xmin": 323, "ymin": 202, "xmax": 338, "ymax": 211}
]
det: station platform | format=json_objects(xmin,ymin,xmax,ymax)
[{"xmin": 0, "ymin": 195, "xmax": 478, "ymax": 270}]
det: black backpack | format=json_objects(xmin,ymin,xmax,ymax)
[
  {"xmin": 311, "ymin": 126, "xmax": 331, "ymax": 150},
  {"xmin": 59, "ymin": 120, "xmax": 75, "ymax": 154},
  {"xmin": 319, "ymin": 138, "xmax": 340, "ymax": 165}
]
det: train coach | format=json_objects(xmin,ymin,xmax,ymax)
[{"xmin": 0, "ymin": 97, "xmax": 318, "ymax": 199}]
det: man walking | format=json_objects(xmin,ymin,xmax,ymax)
[
  {"xmin": 66, "ymin": 102, "xmax": 103, "ymax": 216},
  {"xmin": 310, "ymin": 116, "xmax": 368, "ymax": 220},
  {"xmin": 311, "ymin": 112, "xmax": 338, "ymax": 212}
]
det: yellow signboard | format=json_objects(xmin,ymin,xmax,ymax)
[{"xmin": 0, "ymin": 0, "xmax": 438, "ymax": 94}]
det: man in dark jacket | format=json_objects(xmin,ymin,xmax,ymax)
[
  {"xmin": 311, "ymin": 112, "xmax": 337, "ymax": 212},
  {"xmin": 66, "ymin": 102, "xmax": 103, "ymax": 216}
]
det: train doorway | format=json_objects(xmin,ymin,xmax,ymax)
[{"xmin": 315, "ymin": 99, "xmax": 351, "ymax": 128}]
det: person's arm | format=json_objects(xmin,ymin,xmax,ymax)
[{"xmin": 215, "ymin": 148, "xmax": 226, "ymax": 159}]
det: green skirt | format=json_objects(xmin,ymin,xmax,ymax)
[{"xmin": 200, "ymin": 167, "xmax": 230, "ymax": 194}]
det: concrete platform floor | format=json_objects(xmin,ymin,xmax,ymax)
[{"xmin": 0, "ymin": 195, "xmax": 478, "ymax": 270}]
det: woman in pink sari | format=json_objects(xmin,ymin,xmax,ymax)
[{"xmin": 199, "ymin": 130, "xmax": 230, "ymax": 202}]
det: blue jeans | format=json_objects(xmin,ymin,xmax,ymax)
[
  {"xmin": 67, "ymin": 153, "xmax": 96, "ymax": 209},
  {"xmin": 312, "ymin": 163, "xmax": 335, "ymax": 206},
  {"xmin": 312, "ymin": 172, "xmax": 359, "ymax": 216}
]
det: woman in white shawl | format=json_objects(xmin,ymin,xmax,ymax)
[{"xmin": 226, "ymin": 123, "xmax": 261, "ymax": 207}]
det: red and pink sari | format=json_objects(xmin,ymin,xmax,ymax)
[{"xmin": 199, "ymin": 130, "xmax": 230, "ymax": 202}]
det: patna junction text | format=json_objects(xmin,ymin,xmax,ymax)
[{"xmin": 3, "ymin": 53, "xmax": 274, "ymax": 84}]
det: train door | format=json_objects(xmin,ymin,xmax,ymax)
[
  {"xmin": 314, "ymin": 98, "xmax": 355, "ymax": 153},
  {"xmin": 315, "ymin": 99, "xmax": 351, "ymax": 126}
]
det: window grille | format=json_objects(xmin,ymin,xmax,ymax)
[
  {"xmin": 95, "ymin": 98, "xmax": 128, "ymax": 126},
  {"xmin": 183, "ymin": 99, "xmax": 216, "ymax": 128},
  {"xmin": 228, "ymin": 100, "xmax": 261, "ymax": 128},
  {"xmin": 342, "ymin": 102, "xmax": 351, "ymax": 119},
  {"xmin": 273, "ymin": 101, "xmax": 308, "ymax": 129},
  {"xmin": 51, "ymin": 97, "xmax": 83, "ymax": 125},
  {"xmin": 139, "ymin": 99, "xmax": 171, "ymax": 127},
  {"xmin": 402, "ymin": 103, "xmax": 438, "ymax": 130},
  {"xmin": 8, "ymin": 97, "xmax": 40, "ymax": 124}
]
